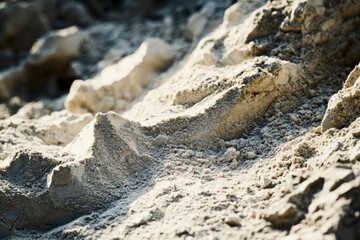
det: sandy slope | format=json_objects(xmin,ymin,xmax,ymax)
[{"xmin": 0, "ymin": 0, "xmax": 359, "ymax": 239}]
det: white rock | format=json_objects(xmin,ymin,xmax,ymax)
[
  {"xmin": 66, "ymin": 38, "xmax": 176, "ymax": 114},
  {"xmin": 29, "ymin": 26, "xmax": 87, "ymax": 63},
  {"xmin": 246, "ymin": 152, "xmax": 257, "ymax": 160},
  {"xmin": 224, "ymin": 214, "xmax": 241, "ymax": 226},
  {"xmin": 222, "ymin": 147, "xmax": 240, "ymax": 162},
  {"xmin": 152, "ymin": 134, "xmax": 169, "ymax": 146},
  {"xmin": 321, "ymin": 63, "xmax": 360, "ymax": 132},
  {"xmin": 187, "ymin": 2, "xmax": 216, "ymax": 40},
  {"xmin": 260, "ymin": 176, "xmax": 273, "ymax": 189}
]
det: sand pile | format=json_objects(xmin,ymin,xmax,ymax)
[{"xmin": 0, "ymin": 0, "xmax": 359, "ymax": 239}]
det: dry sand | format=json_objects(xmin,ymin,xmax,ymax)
[{"xmin": 0, "ymin": 0, "xmax": 359, "ymax": 239}]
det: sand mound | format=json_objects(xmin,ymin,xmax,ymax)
[{"xmin": 0, "ymin": 112, "xmax": 155, "ymax": 234}]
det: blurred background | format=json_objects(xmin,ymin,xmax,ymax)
[{"xmin": 0, "ymin": 0, "xmax": 235, "ymax": 117}]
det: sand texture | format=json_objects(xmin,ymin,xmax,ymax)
[{"xmin": 0, "ymin": 0, "xmax": 359, "ymax": 239}]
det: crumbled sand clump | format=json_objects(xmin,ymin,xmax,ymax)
[{"xmin": 0, "ymin": 0, "xmax": 359, "ymax": 239}]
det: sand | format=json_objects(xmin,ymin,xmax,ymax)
[{"xmin": 0, "ymin": 0, "xmax": 359, "ymax": 239}]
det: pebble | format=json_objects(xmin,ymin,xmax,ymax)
[
  {"xmin": 260, "ymin": 176, "xmax": 273, "ymax": 189},
  {"xmin": 152, "ymin": 134, "xmax": 169, "ymax": 146},
  {"xmin": 183, "ymin": 150, "xmax": 194, "ymax": 158},
  {"xmin": 221, "ymin": 147, "xmax": 240, "ymax": 162},
  {"xmin": 224, "ymin": 215, "xmax": 241, "ymax": 227},
  {"xmin": 246, "ymin": 152, "xmax": 257, "ymax": 160}
]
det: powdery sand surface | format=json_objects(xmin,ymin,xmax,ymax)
[{"xmin": 0, "ymin": 0, "xmax": 360, "ymax": 239}]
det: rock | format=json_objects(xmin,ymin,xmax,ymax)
[
  {"xmin": 152, "ymin": 134, "xmax": 169, "ymax": 146},
  {"xmin": 222, "ymin": 46, "xmax": 248, "ymax": 66},
  {"xmin": 193, "ymin": 50, "xmax": 217, "ymax": 66},
  {"xmin": 246, "ymin": 151, "xmax": 257, "ymax": 160},
  {"xmin": 221, "ymin": 147, "xmax": 239, "ymax": 162},
  {"xmin": 351, "ymin": 126, "xmax": 360, "ymax": 138},
  {"xmin": 0, "ymin": 2, "xmax": 50, "ymax": 50},
  {"xmin": 175, "ymin": 226, "xmax": 194, "ymax": 237},
  {"xmin": 349, "ymin": 142, "xmax": 360, "ymax": 162},
  {"xmin": 182, "ymin": 150, "xmax": 194, "ymax": 158},
  {"xmin": 321, "ymin": 63, "xmax": 360, "ymax": 132},
  {"xmin": 260, "ymin": 176, "xmax": 272, "ymax": 189},
  {"xmin": 223, "ymin": 2, "xmax": 242, "ymax": 27},
  {"xmin": 224, "ymin": 214, "xmax": 241, "ymax": 227},
  {"xmin": 36, "ymin": 0, "xmax": 57, "ymax": 24},
  {"xmin": 187, "ymin": 12, "xmax": 207, "ymax": 40},
  {"xmin": 344, "ymin": 63, "xmax": 360, "ymax": 88},
  {"xmin": 59, "ymin": 2, "xmax": 93, "ymax": 27},
  {"xmin": 287, "ymin": 174, "xmax": 325, "ymax": 211},
  {"xmin": 223, "ymin": 0, "xmax": 266, "ymax": 27},
  {"xmin": 245, "ymin": 7, "xmax": 284, "ymax": 43},
  {"xmin": 187, "ymin": 2, "xmax": 216, "ymax": 40},
  {"xmin": 0, "ymin": 66, "xmax": 25, "ymax": 99},
  {"xmin": 25, "ymin": 27, "xmax": 87, "ymax": 96},
  {"xmin": 29, "ymin": 26, "xmax": 87, "ymax": 66},
  {"xmin": 264, "ymin": 203, "xmax": 304, "ymax": 228},
  {"xmin": 65, "ymin": 38, "xmax": 176, "ymax": 113},
  {"xmin": 300, "ymin": 172, "xmax": 360, "ymax": 239},
  {"xmin": 280, "ymin": 0, "xmax": 306, "ymax": 33},
  {"xmin": 219, "ymin": 0, "xmax": 282, "ymax": 66},
  {"xmin": 0, "ymin": 27, "xmax": 87, "ymax": 100}
]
